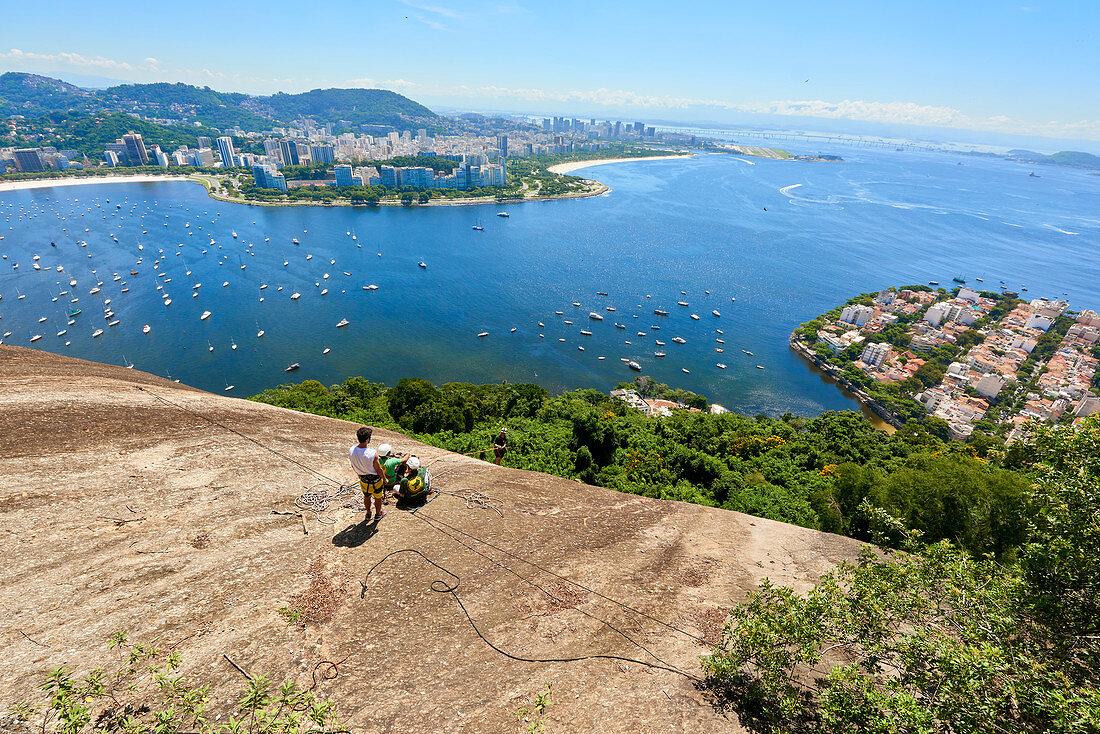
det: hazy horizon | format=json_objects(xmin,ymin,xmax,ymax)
[{"xmin": 2, "ymin": 0, "xmax": 1098, "ymax": 145}]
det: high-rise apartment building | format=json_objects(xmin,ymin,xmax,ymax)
[
  {"xmin": 278, "ymin": 140, "xmax": 300, "ymax": 166},
  {"xmin": 310, "ymin": 145, "xmax": 335, "ymax": 165},
  {"xmin": 216, "ymin": 137, "xmax": 237, "ymax": 168},
  {"xmin": 334, "ymin": 164, "xmax": 354, "ymax": 187},
  {"xmin": 122, "ymin": 133, "xmax": 149, "ymax": 165},
  {"xmin": 13, "ymin": 148, "xmax": 45, "ymax": 172}
]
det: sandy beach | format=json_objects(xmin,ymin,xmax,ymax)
[
  {"xmin": 0, "ymin": 174, "xmax": 197, "ymax": 192},
  {"xmin": 547, "ymin": 154, "xmax": 692, "ymax": 175}
]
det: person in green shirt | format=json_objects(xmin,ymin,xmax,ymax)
[
  {"xmin": 394, "ymin": 456, "xmax": 430, "ymax": 509},
  {"xmin": 377, "ymin": 444, "xmax": 406, "ymax": 494}
]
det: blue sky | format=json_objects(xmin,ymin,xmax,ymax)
[{"xmin": 3, "ymin": 0, "xmax": 1098, "ymax": 141}]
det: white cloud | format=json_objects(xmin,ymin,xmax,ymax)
[
  {"xmin": 0, "ymin": 48, "xmax": 160, "ymax": 72},
  {"xmin": 397, "ymin": 0, "xmax": 465, "ymax": 19}
]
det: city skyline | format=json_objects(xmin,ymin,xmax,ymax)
[{"xmin": 2, "ymin": 0, "xmax": 1098, "ymax": 143}]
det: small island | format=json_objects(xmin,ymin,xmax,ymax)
[{"xmin": 791, "ymin": 284, "xmax": 1100, "ymax": 441}]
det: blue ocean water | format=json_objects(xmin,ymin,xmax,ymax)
[{"xmin": 1, "ymin": 145, "xmax": 1097, "ymax": 416}]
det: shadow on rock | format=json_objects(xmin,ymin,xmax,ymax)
[{"xmin": 332, "ymin": 520, "xmax": 379, "ymax": 548}]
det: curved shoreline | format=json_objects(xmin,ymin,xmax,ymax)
[
  {"xmin": 0, "ymin": 173, "xmax": 611, "ymax": 207},
  {"xmin": 789, "ymin": 334, "xmax": 900, "ymax": 433},
  {"xmin": 547, "ymin": 154, "xmax": 693, "ymax": 175}
]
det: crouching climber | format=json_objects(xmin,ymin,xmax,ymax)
[{"xmin": 393, "ymin": 456, "xmax": 431, "ymax": 510}]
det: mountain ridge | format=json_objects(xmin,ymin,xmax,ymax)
[{"xmin": 0, "ymin": 71, "xmax": 437, "ymax": 131}]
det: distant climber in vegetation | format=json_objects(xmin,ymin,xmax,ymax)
[
  {"xmin": 349, "ymin": 426, "xmax": 387, "ymax": 522},
  {"xmin": 493, "ymin": 427, "xmax": 508, "ymax": 465},
  {"xmin": 393, "ymin": 455, "xmax": 430, "ymax": 509}
]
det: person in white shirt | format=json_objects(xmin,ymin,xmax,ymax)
[{"xmin": 349, "ymin": 426, "xmax": 387, "ymax": 522}]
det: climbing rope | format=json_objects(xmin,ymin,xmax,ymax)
[
  {"xmin": 294, "ymin": 482, "xmax": 365, "ymax": 522},
  {"xmin": 134, "ymin": 386, "xmax": 709, "ymax": 656},
  {"xmin": 362, "ymin": 549, "xmax": 700, "ymax": 681},
  {"xmin": 433, "ymin": 488, "xmax": 505, "ymax": 517}
]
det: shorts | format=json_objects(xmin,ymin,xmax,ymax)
[{"xmin": 359, "ymin": 474, "xmax": 385, "ymax": 499}]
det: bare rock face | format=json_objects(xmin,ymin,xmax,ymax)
[{"xmin": 0, "ymin": 345, "xmax": 863, "ymax": 732}]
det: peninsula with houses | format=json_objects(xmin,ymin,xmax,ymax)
[{"xmin": 791, "ymin": 284, "xmax": 1100, "ymax": 441}]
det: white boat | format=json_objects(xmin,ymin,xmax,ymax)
[
  {"xmin": 627, "ymin": 361, "xmax": 641, "ymax": 371},
  {"xmin": 717, "ymin": 363, "xmax": 726, "ymax": 369},
  {"xmin": 716, "ymin": 339, "xmax": 725, "ymax": 344},
  {"xmin": 364, "ymin": 284, "xmax": 379, "ymax": 290},
  {"xmin": 260, "ymin": 284, "xmax": 267, "ymax": 290},
  {"xmin": 290, "ymin": 293, "xmax": 301, "ymax": 300},
  {"xmin": 30, "ymin": 334, "xmax": 42, "ymax": 342},
  {"xmin": 163, "ymin": 299, "xmax": 172, "ymax": 306},
  {"xmin": 292, "ymin": 238, "xmax": 299, "ymax": 245},
  {"xmin": 200, "ymin": 311, "xmax": 211, "ymax": 320},
  {"xmin": 654, "ymin": 352, "xmax": 666, "ymax": 358},
  {"xmin": 677, "ymin": 301, "xmax": 689, "ymax": 307},
  {"xmin": 588, "ymin": 312, "xmax": 604, "ymax": 321},
  {"xmin": 682, "ymin": 368, "xmax": 690, "ymax": 374},
  {"xmin": 690, "ymin": 314, "xmax": 700, "ymax": 320},
  {"xmin": 656, "ymin": 340, "xmax": 666, "ymax": 346},
  {"xmin": 672, "ymin": 337, "xmax": 686, "ymax": 344},
  {"xmin": 477, "ymin": 331, "xmax": 489, "ymax": 337},
  {"xmin": 336, "ymin": 319, "xmax": 349, "ymax": 328},
  {"xmin": 143, "ymin": 325, "xmax": 151, "ymax": 334},
  {"xmin": 57, "ymin": 330, "xmax": 67, "ymax": 337},
  {"xmin": 757, "ymin": 365, "xmax": 765, "ymax": 369},
  {"xmin": 90, "ymin": 287, "xmax": 101, "ymax": 295},
  {"xmin": 92, "ymin": 329, "xmax": 103, "ymax": 338},
  {"xmin": 108, "ymin": 320, "xmax": 119, "ymax": 327},
  {"xmin": 712, "ymin": 310, "xmax": 721, "ymax": 317},
  {"xmin": 580, "ymin": 330, "xmax": 593, "ymax": 336},
  {"xmin": 321, "ymin": 289, "xmax": 328, "ymax": 295},
  {"xmin": 322, "ymin": 347, "xmax": 330, "ymax": 355},
  {"xmin": 496, "ymin": 212, "xmax": 510, "ymax": 218},
  {"xmin": 257, "ymin": 330, "xmax": 264, "ymax": 338}
]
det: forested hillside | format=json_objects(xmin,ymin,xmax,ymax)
[
  {"xmin": 0, "ymin": 72, "xmax": 438, "ymax": 131},
  {"xmin": 253, "ymin": 376, "xmax": 1031, "ymax": 559}
]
